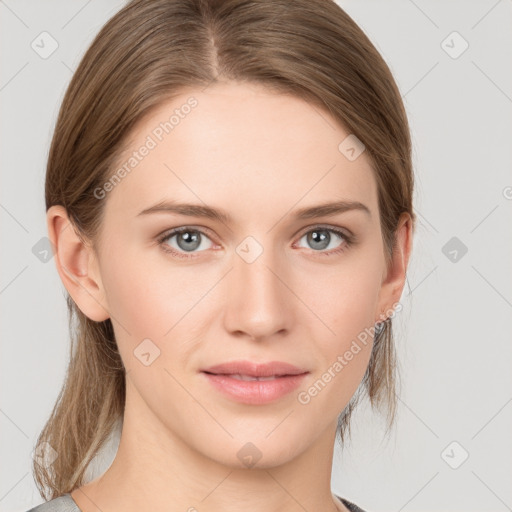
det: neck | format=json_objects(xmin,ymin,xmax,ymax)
[{"xmin": 72, "ymin": 384, "xmax": 347, "ymax": 512}]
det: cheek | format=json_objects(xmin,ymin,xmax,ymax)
[
  {"xmin": 297, "ymin": 249, "xmax": 382, "ymax": 409},
  {"xmin": 297, "ymin": 268, "xmax": 378, "ymax": 417},
  {"xmin": 100, "ymin": 243, "xmax": 179, "ymax": 328},
  {"xmin": 99, "ymin": 246, "xmax": 216, "ymax": 367},
  {"xmin": 304, "ymin": 253, "xmax": 382, "ymax": 344}
]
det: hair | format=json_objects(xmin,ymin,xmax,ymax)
[{"xmin": 34, "ymin": 0, "xmax": 416, "ymax": 500}]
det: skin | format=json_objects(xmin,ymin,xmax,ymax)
[{"xmin": 48, "ymin": 81, "xmax": 412, "ymax": 512}]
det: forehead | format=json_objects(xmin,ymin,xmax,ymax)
[{"xmin": 103, "ymin": 81, "xmax": 378, "ymax": 225}]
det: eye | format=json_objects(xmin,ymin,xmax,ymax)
[
  {"xmin": 156, "ymin": 227, "xmax": 215, "ymax": 259},
  {"xmin": 294, "ymin": 226, "xmax": 353, "ymax": 256},
  {"xmin": 156, "ymin": 225, "xmax": 355, "ymax": 260}
]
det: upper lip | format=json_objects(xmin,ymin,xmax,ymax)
[{"xmin": 202, "ymin": 360, "xmax": 309, "ymax": 377}]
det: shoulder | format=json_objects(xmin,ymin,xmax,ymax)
[
  {"xmin": 27, "ymin": 492, "xmax": 365, "ymax": 512},
  {"xmin": 25, "ymin": 494, "xmax": 81, "ymax": 512},
  {"xmin": 336, "ymin": 494, "xmax": 369, "ymax": 512}
]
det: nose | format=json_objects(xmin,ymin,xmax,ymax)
[{"xmin": 222, "ymin": 241, "xmax": 293, "ymax": 341}]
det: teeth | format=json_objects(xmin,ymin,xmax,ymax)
[{"xmin": 228, "ymin": 374, "xmax": 279, "ymax": 381}]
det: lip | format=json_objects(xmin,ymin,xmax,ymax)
[
  {"xmin": 202, "ymin": 360, "xmax": 308, "ymax": 377},
  {"xmin": 201, "ymin": 360, "xmax": 309, "ymax": 405}
]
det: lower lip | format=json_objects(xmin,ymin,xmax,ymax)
[{"xmin": 201, "ymin": 372, "xmax": 308, "ymax": 405}]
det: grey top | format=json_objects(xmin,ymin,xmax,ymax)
[
  {"xmin": 27, "ymin": 492, "xmax": 368, "ymax": 512},
  {"xmin": 26, "ymin": 494, "xmax": 79, "ymax": 512}
]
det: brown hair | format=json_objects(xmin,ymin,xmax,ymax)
[{"xmin": 35, "ymin": 0, "xmax": 416, "ymax": 500}]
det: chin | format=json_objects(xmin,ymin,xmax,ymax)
[{"xmin": 194, "ymin": 429, "xmax": 311, "ymax": 470}]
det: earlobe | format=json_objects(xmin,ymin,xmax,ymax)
[
  {"xmin": 46, "ymin": 205, "xmax": 110, "ymax": 322},
  {"xmin": 376, "ymin": 212, "xmax": 413, "ymax": 322}
]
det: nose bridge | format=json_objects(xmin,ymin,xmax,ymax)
[{"xmin": 224, "ymin": 235, "xmax": 291, "ymax": 338}]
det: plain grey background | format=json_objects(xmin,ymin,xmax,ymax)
[{"xmin": 1, "ymin": 1, "xmax": 511, "ymax": 511}]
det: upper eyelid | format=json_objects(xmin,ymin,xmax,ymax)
[
  {"xmin": 158, "ymin": 225, "xmax": 216, "ymax": 243},
  {"xmin": 296, "ymin": 223, "xmax": 351, "ymax": 237}
]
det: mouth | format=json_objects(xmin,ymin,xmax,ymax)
[
  {"xmin": 202, "ymin": 360, "xmax": 309, "ymax": 377},
  {"xmin": 204, "ymin": 373, "xmax": 287, "ymax": 381},
  {"xmin": 200, "ymin": 360, "xmax": 309, "ymax": 404}
]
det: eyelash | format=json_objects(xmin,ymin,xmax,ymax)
[{"xmin": 156, "ymin": 225, "xmax": 355, "ymax": 260}]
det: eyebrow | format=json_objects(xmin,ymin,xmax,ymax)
[{"xmin": 137, "ymin": 199, "xmax": 371, "ymax": 223}]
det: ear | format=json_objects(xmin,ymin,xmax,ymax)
[
  {"xmin": 46, "ymin": 205, "xmax": 110, "ymax": 322},
  {"xmin": 376, "ymin": 212, "xmax": 413, "ymax": 322}
]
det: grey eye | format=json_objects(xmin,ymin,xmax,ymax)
[
  {"xmin": 161, "ymin": 229, "xmax": 214, "ymax": 253},
  {"xmin": 297, "ymin": 228, "xmax": 344, "ymax": 251}
]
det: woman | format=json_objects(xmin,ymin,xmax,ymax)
[{"xmin": 29, "ymin": 0, "xmax": 415, "ymax": 511}]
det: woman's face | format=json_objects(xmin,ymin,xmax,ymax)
[{"xmin": 81, "ymin": 81, "xmax": 404, "ymax": 468}]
